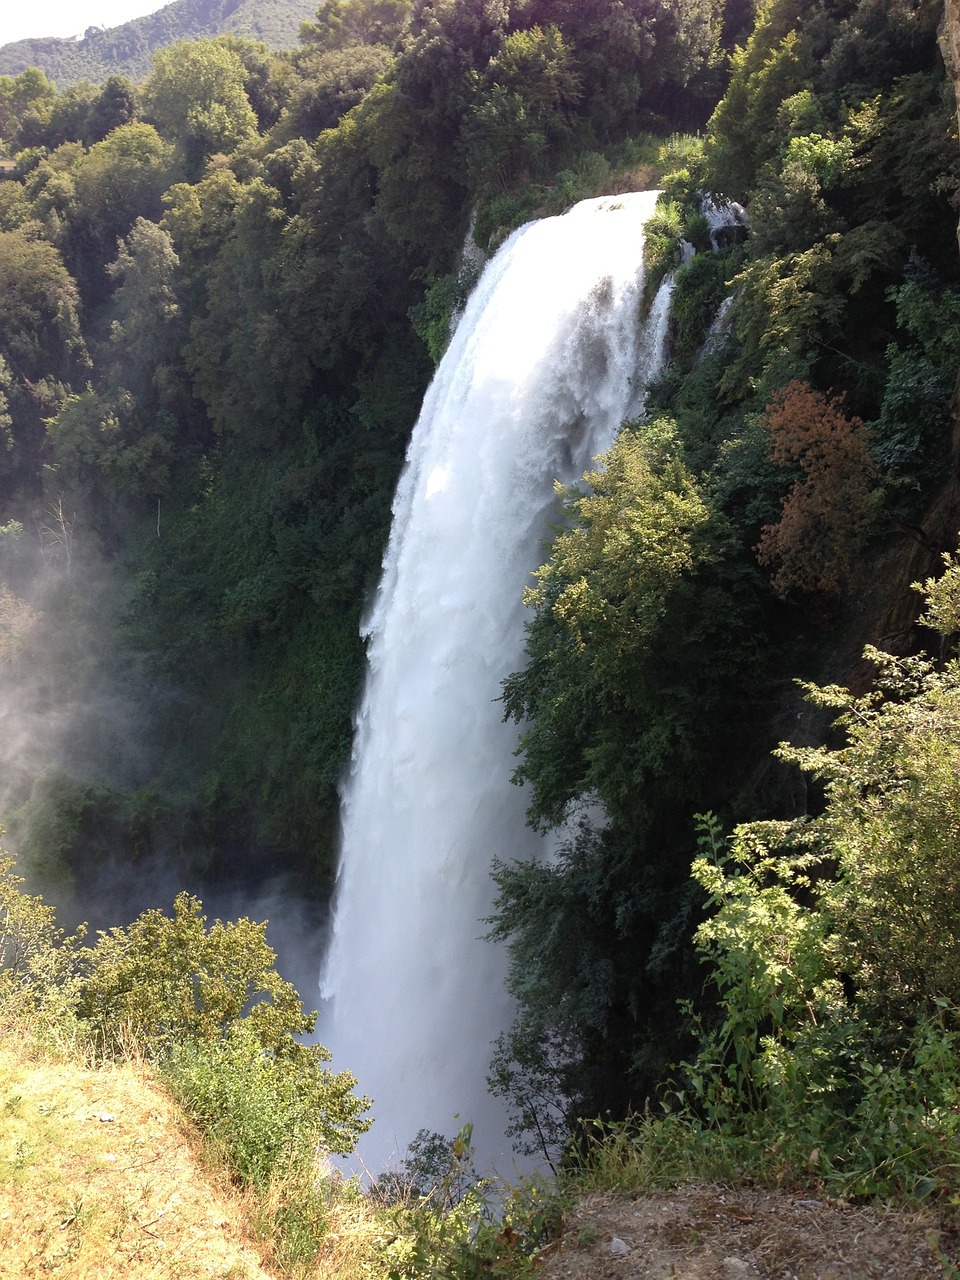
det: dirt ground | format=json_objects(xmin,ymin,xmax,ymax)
[{"xmin": 537, "ymin": 1185, "xmax": 959, "ymax": 1280}]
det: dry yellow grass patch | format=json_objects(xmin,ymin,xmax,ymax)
[{"xmin": 0, "ymin": 1038, "xmax": 277, "ymax": 1280}]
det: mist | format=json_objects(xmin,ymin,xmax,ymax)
[{"xmin": 0, "ymin": 497, "xmax": 325, "ymax": 1005}]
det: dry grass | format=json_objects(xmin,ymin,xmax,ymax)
[{"xmin": 0, "ymin": 1033, "xmax": 276, "ymax": 1280}]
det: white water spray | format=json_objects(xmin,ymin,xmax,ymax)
[{"xmin": 320, "ymin": 191, "xmax": 672, "ymax": 1175}]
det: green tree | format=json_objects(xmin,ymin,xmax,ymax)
[
  {"xmin": 872, "ymin": 258, "xmax": 960, "ymax": 488},
  {"xmin": 143, "ymin": 39, "xmax": 259, "ymax": 178},
  {"xmin": 492, "ymin": 421, "xmax": 761, "ymax": 1144},
  {"xmin": 67, "ymin": 122, "xmax": 177, "ymax": 303},
  {"xmin": 14, "ymin": 81, "xmax": 97, "ymax": 151},
  {"xmin": 83, "ymin": 75, "xmax": 139, "ymax": 145},
  {"xmin": 163, "ymin": 1019, "xmax": 371, "ymax": 1184},
  {"xmin": 705, "ymin": 0, "xmax": 810, "ymax": 196},
  {"xmin": 522, "ymin": 0, "xmax": 724, "ymax": 135},
  {"xmin": 299, "ymin": 0, "xmax": 412, "ymax": 50},
  {"xmin": 105, "ymin": 216, "xmax": 184, "ymax": 400},
  {"xmin": 0, "ymin": 229, "xmax": 85, "ymax": 385},
  {"xmin": 274, "ymin": 43, "xmax": 394, "ymax": 141},
  {"xmin": 690, "ymin": 603, "xmax": 960, "ymax": 1126},
  {"xmin": 75, "ymin": 890, "xmax": 313, "ymax": 1055},
  {"xmin": 462, "ymin": 24, "xmax": 581, "ymax": 190},
  {"xmin": 0, "ymin": 851, "xmax": 78, "ymax": 1024},
  {"xmin": 0, "ymin": 227, "xmax": 87, "ymax": 493},
  {"xmin": 503, "ymin": 419, "xmax": 748, "ymax": 830},
  {"xmin": 0, "ymin": 68, "xmax": 55, "ymax": 144}
]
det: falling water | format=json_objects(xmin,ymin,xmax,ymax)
[{"xmin": 320, "ymin": 191, "xmax": 673, "ymax": 1175}]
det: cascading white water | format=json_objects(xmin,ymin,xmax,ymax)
[{"xmin": 320, "ymin": 191, "xmax": 673, "ymax": 1176}]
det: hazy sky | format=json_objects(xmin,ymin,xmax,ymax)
[{"xmin": 0, "ymin": 0, "xmax": 167, "ymax": 47}]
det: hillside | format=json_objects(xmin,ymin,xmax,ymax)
[
  {"xmin": 0, "ymin": 0, "xmax": 315, "ymax": 85},
  {"xmin": 0, "ymin": 1039, "xmax": 274, "ymax": 1279},
  {"xmin": 3, "ymin": 1030, "xmax": 954, "ymax": 1279}
]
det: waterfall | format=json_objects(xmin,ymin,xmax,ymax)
[{"xmin": 320, "ymin": 190, "xmax": 673, "ymax": 1176}]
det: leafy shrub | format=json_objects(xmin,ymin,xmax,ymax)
[
  {"xmin": 162, "ymin": 1020, "xmax": 369, "ymax": 1187},
  {"xmin": 0, "ymin": 851, "xmax": 80, "ymax": 1035},
  {"xmin": 642, "ymin": 197, "xmax": 684, "ymax": 300},
  {"xmin": 871, "ymin": 264, "xmax": 960, "ymax": 493},
  {"xmin": 679, "ymin": 575, "xmax": 960, "ymax": 1195},
  {"xmin": 409, "ymin": 258, "xmax": 483, "ymax": 366},
  {"xmin": 375, "ymin": 1126, "xmax": 559, "ymax": 1280},
  {"xmin": 74, "ymin": 890, "xmax": 314, "ymax": 1057}
]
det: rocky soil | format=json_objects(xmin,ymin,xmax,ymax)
[{"xmin": 538, "ymin": 1184, "xmax": 958, "ymax": 1280}]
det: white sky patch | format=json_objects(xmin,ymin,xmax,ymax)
[{"xmin": 1, "ymin": 0, "xmax": 167, "ymax": 47}]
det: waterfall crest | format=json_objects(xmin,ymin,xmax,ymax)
[{"xmin": 320, "ymin": 191, "xmax": 672, "ymax": 1175}]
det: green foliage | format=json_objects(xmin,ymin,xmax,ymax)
[
  {"xmin": 376, "ymin": 1127, "xmax": 480, "ymax": 1206},
  {"xmin": 10, "ymin": 76, "xmax": 139, "ymax": 152},
  {"xmin": 503, "ymin": 419, "xmax": 751, "ymax": 831},
  {"xmin": 666, "ymin": 245, "xmax": 743, "ymax": 371},
  {"xmin": 917, "ymin": 549, "xmax": 960, "ymax": 640},
  {"xmin": 0, "ymin": 856, "xmax": 371, "ymax": 1270},
  {"xmin": 678, "ymin": 579, "xmax": 960, "ymax": 1198},
  {"xmin": 376, "ymin": 1126, "xmax": 559, "ymax": 1280},
  {"xmin": 163, "ymin": 1020, "xmax": 370, "ymax": 1185},
  {"xmin": 65, "ymin": 122, "xmax": 179, "ymax": 304},
  {"xmin": 409, "ymin": 258, "xmax": 483, "ymax": 365},
  {"xmin": 462, "ymin": 24, "xmax": 582, "ymax": 192},
  {"xmin": 144, "ymin": 40, "xmax": 259, "ymax": 178},
  {"xmin": 871, "ymin": 259, "xmax": 960, "ymax": 489},
  {"xmin": 566, "ymin": 1020, "xmax": 960, "ymax": 1202},
  {"xmin": 74, "ymin": 890, "xmax": 314, "ymax": 1055},
  {"xmin": 642, "ymin": 197, "xmax": 684, "ymax": 299},
  {"xmin": 487, "ymin": 825, "xmax": 638, "ymax": 1159},
  {"xmin": 494, "ymin": 420, "xmax": 763, "ymax": 1146},
  {"xmin": 0, "ymin": 852, "xmax": 79, "ymax": 1029},
  {"xmin": 793, "ymin": 650, "xmax": 960, "ymax": 1023},
  {"xmin": 520, "ymin": 0, "xmax": 725, "ymax": 138},
  {"xmin": 706, "ymin": 2, "xmax": 808, "ymax": 197},
  {"xmin": 689, "ymin": 811, "xmax": 840, "ymax": 1113},
  {"xmin": 0, "ymin": 227, "xmax": 87, "ymax": 494},
  {"xmin": 782, "ymin": 132, "xmax": 853, "ymax": 189},
  {"xmin": 0, "ymin": 228, "xmax": 85, "ymax": 385},
  {"xmin": 274, "ymin": 42, "xmax": 394, "ymax": 141},
  {"xmin": 299, "ymin": 0, "xmax": 412, "ymax": 51},
  {"xmin": 716, "ymin": 243, "xmax": 846, "ymax": 403},
  {"xmin": 0, "ymin": 70, "xmax": 55, "ymax": 143}
]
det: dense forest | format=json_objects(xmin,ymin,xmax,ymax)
[{"xmin": 2, "ymin": 0, "xmax": 960, "ymax": 1235}]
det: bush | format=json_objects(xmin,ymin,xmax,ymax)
[
  {"xmin": 162, "ymin": 1021, "xmax": 370, "ymax": 1187},
  {"xmin": 679, "ymin": 576, "xmax": 960, "ymax": 1196},
  {"xmin": 642, "ymin": 197, "xmax": 684, "ymax": 300},
  {"xmin": 74, "ymin": 891, "xmax": 314, "ymax": 1057},
  {"xmin": 0, "ymin": 851, "xmax": 80, "ymax": 1036}
]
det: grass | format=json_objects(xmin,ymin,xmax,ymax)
[
  {"xmin": 0, "ymin": 1028, "xmax": 274, "ymax": 1279},
  {"xmin": 0, "ymin": 1004, "xmax": 546, "ymax": 1280}
]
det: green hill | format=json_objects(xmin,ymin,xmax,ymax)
[{"xmin": 0, "ymin": 0, "xmax": 315, "ymax": 85}]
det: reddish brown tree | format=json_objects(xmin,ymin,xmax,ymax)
[{"xmin": 756, "ymin": 379, "xmax": 878, "ymax": 594}]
